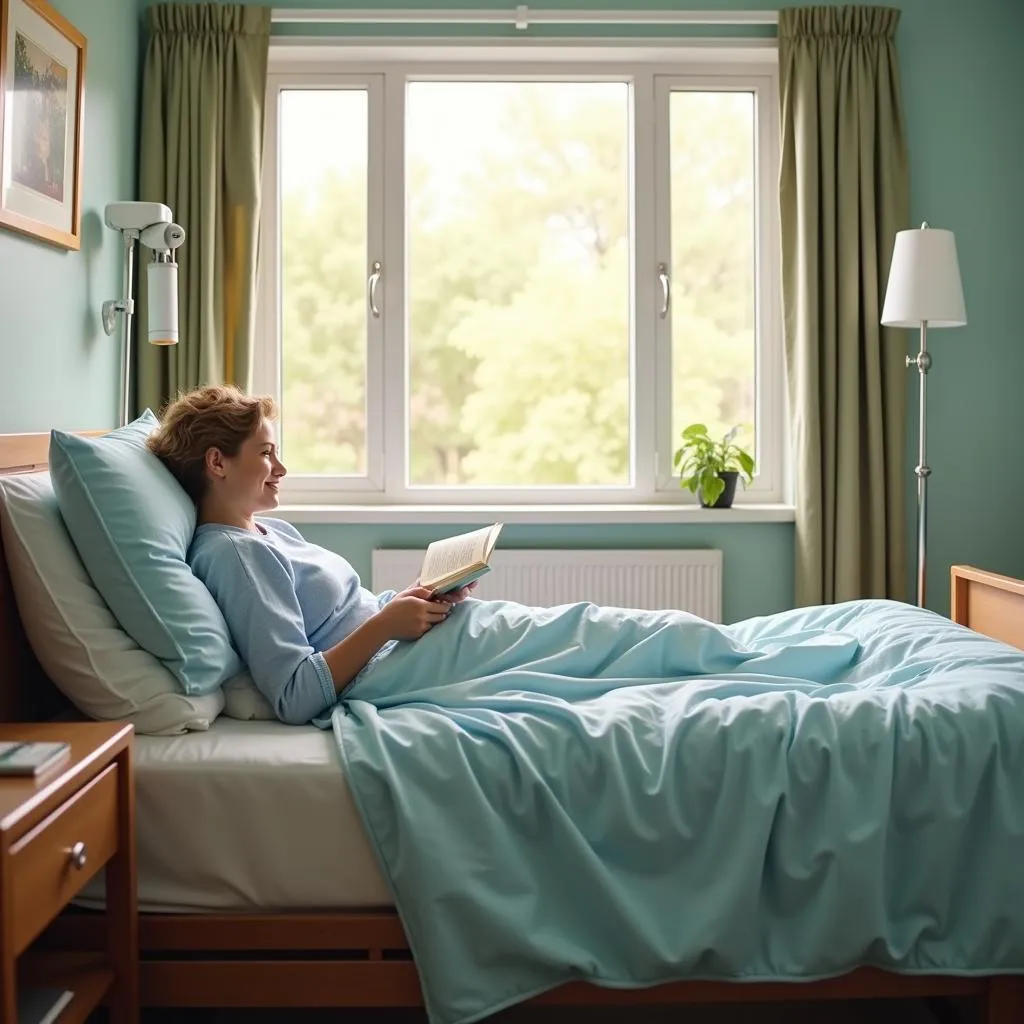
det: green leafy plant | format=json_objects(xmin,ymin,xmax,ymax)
[{"xmin": 673, "ymin": 423, "xmax": 756, "ymax": 507}]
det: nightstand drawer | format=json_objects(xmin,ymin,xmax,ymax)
[{"xmin": 8, "ymin": 763, "xmax": 119, "ymax": 955}]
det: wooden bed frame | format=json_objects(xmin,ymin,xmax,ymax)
[{"xmin": 2, "ymin": 429, "xmax": 1023, "ymax": 1022}]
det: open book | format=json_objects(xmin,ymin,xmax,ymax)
[{"xmin": 420, "ymin": 523, "xmax": 504, "ymax": 595}]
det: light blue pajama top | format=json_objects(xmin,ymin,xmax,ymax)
[{"xmin": 188, "ymin": 518, "xmax": 394, "ymax": 725}]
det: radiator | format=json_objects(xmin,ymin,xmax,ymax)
[{"xmin": 371, "ymin": 549, "xmax": 723, "ymax": 623}]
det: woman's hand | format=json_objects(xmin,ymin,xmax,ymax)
[
  {"xmin": 377, "ymin": 587, "xmax": 450, "ymax": 641},
  {"xmin": 397, "ymin": 579, "xmax": 478, "ymax": 605},
  {"xmin": 439, "ymin": 581, "xmax": 479, "ymax": 604}
]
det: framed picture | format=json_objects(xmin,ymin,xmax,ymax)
[{"xmin": 0, "ymin": 0, "xmax": 85, "ymax": 250}]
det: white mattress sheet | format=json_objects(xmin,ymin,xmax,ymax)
[{"xmin": 79, "ymin": 717, "xmax": 393, "ymax": 913}]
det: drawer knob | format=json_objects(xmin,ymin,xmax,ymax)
[{"xmin": 68, "ymin": 841, "xmax": 88, "ymax": 870}]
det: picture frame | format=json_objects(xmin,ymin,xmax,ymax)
[{"xmin": 0, "ymin": 0, "xmax": 85, "ymax": 250}]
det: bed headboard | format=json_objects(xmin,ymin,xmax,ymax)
[
  {"xmin": 950, "ymin": 564, "xmax": 1024, "ymax": 651},
  {"xmin": 0, "ymin": 429, "xmax": 102, "ymax": 723}
]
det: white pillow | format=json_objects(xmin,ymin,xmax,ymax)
[
  {"xmin": 0, "ymin": 472, "xmax": 224, "ymax": 734},
  {"xmin": 222, "ymin": 673, "xmax": 276, "ymax": 721}
]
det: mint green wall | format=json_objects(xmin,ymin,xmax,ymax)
[
  {"xmin": 22, "ymin": 0, "xmax": 1024, "ymax": 622},
  {"xmin": 896, "ymin": 0, "xmax": 1024, "ymax": 612},
  {"xmin": 0, "ymin": 0, "xmax": 139, "ymax": 432}
]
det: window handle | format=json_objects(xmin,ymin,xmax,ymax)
[
  {"xmin": 658, "ymin": 263, "xmax": 671, "ymax": 319},
  {"xmin": 368, "ymin": 260, "xmax": 382, "ymax": 318}
]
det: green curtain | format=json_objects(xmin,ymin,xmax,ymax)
[
  {"xmin": 779, "ymin": 6, "xmax": 910, "ymax": 606},
  {"xmin": 135, "ymin": 4, "xmax": 271, "ymax": 415}
]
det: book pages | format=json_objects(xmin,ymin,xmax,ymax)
[{"xmin": 421, "ymin": 526, "xmax": 493, "ymax": 584}]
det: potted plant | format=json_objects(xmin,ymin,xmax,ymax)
[{"xmin": 673, "ymin": 423, "xmax": 755, "ymax": 509}]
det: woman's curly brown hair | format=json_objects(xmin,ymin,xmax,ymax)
[{"xmin": 147, "ymin": 384, "xmax": 276, "ymax": 503}]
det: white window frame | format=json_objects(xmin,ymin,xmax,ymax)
[
  {"xmin": 255, "ymin": 71, "xmax": 386, "ymax": 493},
  {"xmin": 652, "ymin": 71, "xmax": 783, "ymax": 502},
  {"xmin": 256, "ymin": 43, "xmax": 785, "ymax": 508}
]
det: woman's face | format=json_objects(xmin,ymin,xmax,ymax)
[{"xmin": 217, "ymin": 419, "xmax": 287, "ymax": 515}]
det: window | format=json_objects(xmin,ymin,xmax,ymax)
[{"xmin": 256, "ymin": 48, "xmax": 783, "ymax": 505}]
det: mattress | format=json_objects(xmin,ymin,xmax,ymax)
[{"xmin": 78, "ymin": 717, "xmax": 393, "ymax": 912}]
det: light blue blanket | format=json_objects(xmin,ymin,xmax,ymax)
[{"xmin": 330, "ymin": 597, "xmax": 1024, "ymax": 1024}]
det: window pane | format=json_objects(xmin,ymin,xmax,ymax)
[
  {"xmin": 279, "ymin": 89, "xmax": 368, "ymax": 475},
  {"xmin": 407, "ymin": 81, "xmax": 630, "ymax": 487},
  {"xmin": 669, "ymin": 92, "xmax": 756, "ymax": 461}
]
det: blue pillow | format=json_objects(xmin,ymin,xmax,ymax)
[{"xmin": 49, "ymin": 410, "xmax": 242, "ymax": 695}]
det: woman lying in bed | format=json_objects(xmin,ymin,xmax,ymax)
[
  {"xmin": 148, "ymin": 384, "xmax": 478, "ymax": 725},
  {"xmin": 149, "ymin": 383, "xmax": 1015, "ymax": 734}
]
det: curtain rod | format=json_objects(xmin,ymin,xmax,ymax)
[{"xmin": 270, "ymin": 8, "xmax": 780, "ymax": 28}]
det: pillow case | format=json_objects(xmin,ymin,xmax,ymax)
[
  {"xmin": 49, "ymin": 410, "xmax": 242, "ymax": 695},
  {"xmin": 0, "ymin": 472, "xmax": 224, "ymax": 734},
  {"xmin": 222, "ymin": 673, "xmax": 276, "ymax": 721}
]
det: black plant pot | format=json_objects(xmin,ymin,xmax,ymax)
[{"xmin": 699, "ymin": 470, "xmax": 739, "ymax": 509}]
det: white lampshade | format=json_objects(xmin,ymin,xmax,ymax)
[
  {"xmin": 881, "ymin": 223, "xmax": 966, "ymax": 328},
  {"xmin": 147, "ymin": 260, "xmax": 179, "ymax": 345}
]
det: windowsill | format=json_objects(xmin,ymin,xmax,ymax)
[{"xmin": 274, "ymin": 503, "xmax": 796, "ymax": 526}]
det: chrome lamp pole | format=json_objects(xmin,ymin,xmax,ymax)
[{"xmin": 907, "ymin": 323, "xmax": 931, "ymax": 609}]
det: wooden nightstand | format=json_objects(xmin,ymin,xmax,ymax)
[{"xmin": 0, "ymin": 722, "xmax": 136, "ymax": 1024}]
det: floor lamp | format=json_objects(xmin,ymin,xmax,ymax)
[
  {"xmin": 100, "ymin": 202, "xmax": 186, "ymax": 427},
  {"xmin": 881, "ymin": 223, "xmax": 966, "ymax": 609}
]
